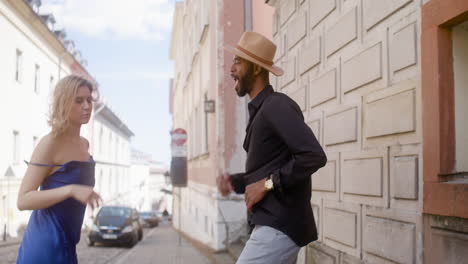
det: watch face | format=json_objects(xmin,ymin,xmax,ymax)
[{"xmin": 265, "ymin": 180, "xmax": 273, "ymax": 189}]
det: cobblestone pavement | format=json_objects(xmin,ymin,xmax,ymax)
[{"xmin": 0, "ymin": 221, "xmax": 213, "ymax": 264}]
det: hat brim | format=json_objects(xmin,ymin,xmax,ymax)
[{"xmin": 224, "ymin": 45, "xmax": 284, "ymax": 76}]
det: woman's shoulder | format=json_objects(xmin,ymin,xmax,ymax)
[
  {"xmin": 38, "ymin": 133, "xmax": 59, "ymax": 149},
  {"xmin": 29, "ymin": 133, "xmax": 58, "ymax": 164}
]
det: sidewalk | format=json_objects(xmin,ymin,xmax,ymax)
[
  {"xmin": 113, "ymin": 223, "xmax": 219, "ymax": 264},
  {"xmin": 0, "ymin": 237, "xmax": 21, "ymax": 248}
]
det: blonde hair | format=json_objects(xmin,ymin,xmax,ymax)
[{"xmin": 48, "ymin": 75, "xmax": 98, "ymax": 137}]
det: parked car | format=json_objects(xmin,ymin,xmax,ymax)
[
  {"xmin": 139, "ymin": 211, "xmax": 160, "ymax": 228},
  {"xmin": 87, "ymin": 206, "xmax": 143, "ymax": 248}
]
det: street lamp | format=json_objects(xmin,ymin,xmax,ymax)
[{"xmin": 3, "ymin": 165, "xmax": 15, "ymax": 241}]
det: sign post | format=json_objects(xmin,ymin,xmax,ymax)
[{"xmin": 170, "ymin": 128, "xmax": 187, "ymax": 246}]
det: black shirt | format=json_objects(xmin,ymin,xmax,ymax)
[{"xmin": 230, "ymin": 85, "xmax": 327, "ymax": 247}]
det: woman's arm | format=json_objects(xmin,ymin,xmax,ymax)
[{"xmin": 17, "ymin": 136, "xmax": 100, "ymax": 211}]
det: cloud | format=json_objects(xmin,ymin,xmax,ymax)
[
  {"xmin": 95, "ymin": 70, "xmax": 173, "ymax": 82},
  {"xmin": 41, "ymin": 0, "xmax": 174, "ymax": 42}
]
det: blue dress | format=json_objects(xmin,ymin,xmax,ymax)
[{"xmin": 17, "ymin": 156, "xmax": 95, "ymax": 264}]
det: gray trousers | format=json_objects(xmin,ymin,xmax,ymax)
[{"xmin": 236, "ymin": 225, "xmax": 300, "ymax": 264}]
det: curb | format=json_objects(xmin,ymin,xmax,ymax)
[{"xmin": 0, "ymin": 239, "xmax": 21, "ymax": 248}]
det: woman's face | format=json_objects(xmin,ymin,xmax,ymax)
[{"xmin": 69, "ymin": 85, "xmax": 93, "ymax": 125}]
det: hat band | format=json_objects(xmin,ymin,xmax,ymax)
[{"xmin": 236, "ymin": 45, "xmax": 274, "ymax": 66}]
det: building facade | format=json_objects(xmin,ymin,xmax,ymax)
[
  {"xmin": 170, "ymin": 0, "xmax": 274, "ymax": 251},
  {"xmin": 91, "ymin": 101, "xmax": 134, "ymax": 205},
  {"xmin": 0, "ymin": 0, "xmax": 142, "ymax": 239},
  {"xmin": 266, "ymin": 0, "xmax": 467, "ymax": 263},
  {"xmin": 0, "ymin": 0, "xmax": 81, "ymax": 237},
  {"xmin": 129, "ymin": 149, "xmax": 172, "ymax": 214}
]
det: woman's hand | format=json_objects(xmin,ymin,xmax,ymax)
[{"xmin": 69, "ymin": 184, "xmax": 102, "ymax": 210}]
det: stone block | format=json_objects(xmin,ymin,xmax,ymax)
[
  {"xmin": 342, "ymin": 157, "xmax": 383, "ymax": 196},
  {"xmin": 273, "ymin": 34, "xmax": 283, "ymax": 62},
  {"xmin": 392, "ymin": 155, "xmax": 418, "ymax": 200},
  {"xmin": 312, "ymin": 204, "xmax": 320, "ymax": 237},
  {"xmin": 391, "ymin": 23, "xmax": 417, "ymax": 73},
  {"xmin": 323, "ymin": 200, "xmax": 361, "ymax": 257},
  {"xmin": 324, "ymin": 208, "xmax": 357, "ymax": 248},
  {"xmin": 427, "ymin": 215, "xmax": 468, "ymax": 264},
  {"xmin": 341, "ymin": 253, "xmax": 364, "ymax": 264},
  {"xmin": 280, "ymin": 0, "xmax": 296, "ymax": 26},
  {"xmin": 365, "ymin": 89, "xmax": 416, "ymax": 138},
  {"xmin": 324, "ymin": 107, "xmax": 358, "ymax": 145},
  {"xmin": 325, "ymin": 8, "xmax": 358, "ymax": 56},
  {"xmin": 307, "ymin": 119, "xmax": 321, "ymax": 142},
  {"xmin": 280, "ymin": 57, "xmax": 296, "ymax": 88},
  {"xmin": 290, "ymin": 86, "xmax": 307, "ymax": 111},
  {"xmin": 431, "ymin": 228, "xmax": 468, "ymax": 264},
  {"xmin": 342, "ymin": 43, "xmax": 382, "ymax": 93},
  {"xmin": 310, "ymin": 69, "xmax": 336, "ymax": 108},
  {"xmin": 299, "ymin": 37, "xmax": 321, "ymax": 74},
  {"xmin": 287, "ymin": 12, "xmax": 307, "ymax": 50},
  {"xmin": 312, "ymin": 158, "xmax": 337, "ymax": 192},
  {"xmin": 363, "ymin": 215, "xmax": 415, "ymax": 264},
  {"xmin": 363, "ymin": 0, "xmax": 413, "ymax": 30},
  {"xmin": 310, "ymin": 0, "xmax": 337, "ymax": 29},
  {"xmin": 307, "ymin": 243, "xmax": 340, "ymax": 264}
]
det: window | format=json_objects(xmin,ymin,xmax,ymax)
[
  {"xmin": 49, "ymin": 76, "xmax": 55, "ymax": 91},
  {"xmin": 188, "ymin": 117, "xmax": 193, "ymax": 159},
  {"xmin": 453, "ymin": 21, "xmax": 468, "ymax": 172},
  {"xmin": 109, "ymin": 133, "xmax": 113, "ymax": 157},
  {"xmin": 201, "ymin": 93, "xmax": 208, "ymax": 154},
  {"xmin": 194, "ymin": 107, "xmax": 199, "ymax": 156},
  {"xmin": 34, "ymin": 64, "xmax": 40, "ymax": 94},
  {"xmin": 115, "ymin": 137, "xmax": 119, "ymax": 161},
  {"xmin": 99, "ymin": 127, "xmax": 103, "ymax": 154},
  {"xmin": 13, "ymin": 131, "xmax": 20, "ymax": 164},
  {"xmin": 15, "ymin": 49, "xmax": 22, "ymax": 82}
]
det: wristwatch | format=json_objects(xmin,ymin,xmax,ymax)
[{"xmin": 264, "ymin": 176, "xmax": 274, "ymax": 191}]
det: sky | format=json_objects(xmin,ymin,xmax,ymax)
[{"xmin": 41, "ymin": 0, "xmax": 176, "ymax": 165}]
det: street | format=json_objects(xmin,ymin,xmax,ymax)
[{"xmin": 0, "ymin": 221, "xmax": 213, "ymax": 264}]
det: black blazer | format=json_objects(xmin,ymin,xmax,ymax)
[{"xmin": 230, "ymin": 85, "xmax": 327, "ymax": 247}]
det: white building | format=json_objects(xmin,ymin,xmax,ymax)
[
  {"xmin": 0, "ymin": 0, "xmax": 83, "ymax": 237},
  {"xmin": 91, "ymin": 101, "xmax": 134, "ymax": 205},
  {"xmin": 128, "ymin": 150, "xmax": 172, "ymax": 214}
]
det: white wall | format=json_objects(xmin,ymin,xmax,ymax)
[{"xmin": 0, "ymin": 1, "xmax": 72, "ymax": 237}]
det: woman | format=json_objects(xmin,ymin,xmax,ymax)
[{"xmin": 16, "ymin": 75, "xmax": 101, "ymax": 264}]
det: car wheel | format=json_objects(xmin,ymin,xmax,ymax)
[
  {"xmin": 138, "ymin": 229, "xmax": 143, "ymax": 241},
  {"xmin": 126, "ymin": 235, "xmax": 137, "ymax": 248}
]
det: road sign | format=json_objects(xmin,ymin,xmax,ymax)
[{"xmin": 171, "ymin": 128, "xmax": 187, "ymax": 146}]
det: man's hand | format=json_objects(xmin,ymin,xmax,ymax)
[
  {"xmin": 216, "ymin": 173, "xmax": 233, "ymax": 197},
  {"xmin": 245, "ymin": 178, "xmax": 267, "ymax": 211}
]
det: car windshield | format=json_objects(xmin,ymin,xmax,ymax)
[{"xmin": 98, "ymin": 207, "xmax": 131, "ymax": 218}]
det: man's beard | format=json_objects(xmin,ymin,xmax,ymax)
[{"xmin": 235, "ymin": 66, "xmax": 255, "ymax": 97}]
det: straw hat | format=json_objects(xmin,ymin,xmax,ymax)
[{"xmin": 225, "ymin": 31, "xmax": 284, "ymax": 76}]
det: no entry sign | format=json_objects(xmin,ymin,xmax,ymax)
[{"xmin": 171, "ymin": 128, "xmax": 187, "ymax": 146}]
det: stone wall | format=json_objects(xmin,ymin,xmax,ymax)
[{"xmin": 269, "ymin": 0, "xmax": 424, "ymax": 263}]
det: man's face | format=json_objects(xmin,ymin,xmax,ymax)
[{"xmin": 230, "ymin": 56, "xmax": 255, "ymax": 97}]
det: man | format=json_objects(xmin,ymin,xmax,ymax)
[{"xmin": 217, "ymin": 31, "xmax": 327, "ymax": 264}]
